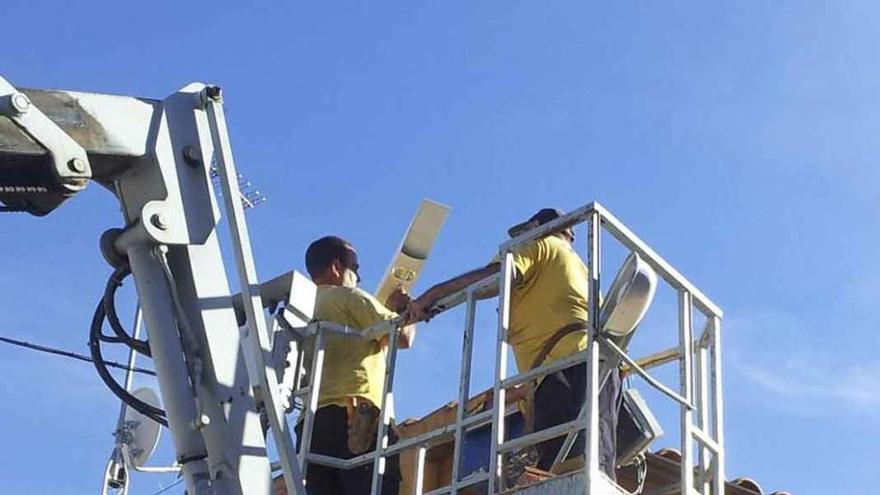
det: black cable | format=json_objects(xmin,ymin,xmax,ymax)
[
  {"xmin": 103, "ymin": 265, "xmax": 151, "ymax": 357},
  {"xmin": 89, "ymin": 298, "xmax": 168, "ymax": 427},
  {"xmin": 0, "ymin": 335, "xmax": 156, "ymax": 376},
  {"xmin": 90, "ymin": 298, "xmax": 166, "ymax": 424}
]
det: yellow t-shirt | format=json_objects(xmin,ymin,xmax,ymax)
[
  {"xmin": 502, "ymin": 235, "xmax": 590, "ymax": 372},
  {"xmin": 312, "ymin": 285, "xmax": 397, "ymax": 409}
]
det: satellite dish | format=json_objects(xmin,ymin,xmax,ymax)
[
  {"xmin": 122, "ymin": 387, "xmax": 162, "ymax": 468},
  {"xmin": 599, "ymin": 253, "xmax": 658, "ymax": 337}
]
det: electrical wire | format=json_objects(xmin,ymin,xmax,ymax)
[
  {"xmin": 0, "ymin": 335, "xmax": 156, "ymax": 376},
  {"xmin": 103, "ymin": 265, "xmax": 151, "ymax": 357},
  {"xmin": 93, "ymin": 249, "xmax": 206, "ymax": 431},
  {"xmin": 150, "ymin": 477, "xmax": 184, "ymax": 495},
  {"xmin": 90, "ymin": 289, "xmax": 168, "ymax": 427}
]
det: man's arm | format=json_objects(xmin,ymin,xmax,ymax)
[
  {"xmin": 377, "ymin": 322, "xmax": 416, "ymax": 349},
  {"xmin": 407, "ymin": 262, "xmax": 503, "ymax": 321},
  {"xmin": 385, "ymin": 287, "xmax": 416, "ymax": 349},
  {"xmin": 347, "ymin": 288, "xmax": 416, "ymax": 349}
]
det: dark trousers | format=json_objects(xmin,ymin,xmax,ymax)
[
  {"xmin": 533, "ymin": 362, "xmax": 622, "ymax": 478},
  {"xmin": 295, "ymin": 405, "xmax": 401, "ymax": 495}
]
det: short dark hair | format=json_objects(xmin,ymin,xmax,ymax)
[
  {"xmin": 305, "ymin": 236, "xmax": 355, "ymax": 278},
  {"xmin": 507, "ymin": 207, "xmax": 573, "ymax": 240}
]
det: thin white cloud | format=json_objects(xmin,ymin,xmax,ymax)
[
  {"xmin": 737, "ymin": 354, "xmax": 880, "ymax": 409},
  {"xmin": 726, "ymin": 310, "xmax": 880, "ymax": 415}
]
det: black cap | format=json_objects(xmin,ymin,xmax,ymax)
[{"xmin": 507, "ymin": 207, "xmax": 572, "ymax": 238}]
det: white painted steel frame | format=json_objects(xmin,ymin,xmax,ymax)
[
  {"xmin": 696, "ymin": 337, "xmax": 711, "ymax": 494},
  {"xmin": 710, "ymin": 316, "xmax": 726, "ymax": 495},
  {"xmin": 124, "ymin": 245, "xmax": 215, "ymax": 494},
  {"xmin": 414, "ymin": 447, "xmax": 427, "ymax": 495},
  {"xmin": 499, "ymin": 203, "xmax": 723, "ymax": 319},
  {"xmin": 583, "ymin": 211, "xmax": 602, "ymax": 494},
  {"xmin": 103, "ymin": 84, "xmax": 282, "ymax": 495},
  {"xmin": 602, "ymin": 338, "xmax": 695, "ymax": 410},
  {"xmin": 370, "ymin": 323, "xmax": 402, "ymax": 493},
  {"xmin": 487, "ymin": 252, "xmax": 514, "ymax": 494},
  {"xmin": 679, "ymin": 291, "xmax": 695, "ymax": 495},
  {"xmin": 287, "ymin": 202, "xmax": 725, "ymax": 495},
  {"xmin": 450, "ymin": 294, "xmax": 477, "ymax": 494},
  {"xmin": 205, "ymin": 97, "xmax": 305, "ymax": 495},
  {"xmin": 298, "ymin": 331, "xmax": 326, "ymax": 475}
]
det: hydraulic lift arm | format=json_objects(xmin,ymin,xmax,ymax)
[
  {"xmin": 0, "ymin": 75, "xmax": 304, "ymax": 495},
  {"xmin": 0, "ymin": 76, "xmax": 160, "ymax": 215}
]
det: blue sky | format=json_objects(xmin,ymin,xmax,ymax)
[{"xmin": 1, "ymin": 1, "xmax": 879, "ymax": 494}]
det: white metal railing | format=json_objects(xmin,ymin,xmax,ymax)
[{"xmin": 282, "ymin": 201, "xmax": 725, "ymax": 495}]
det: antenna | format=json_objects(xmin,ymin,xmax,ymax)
[{"xmin": 209, "ymin": 163, "xmax": 267, "ymax": 209}]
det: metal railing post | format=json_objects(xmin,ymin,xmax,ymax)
[
  {"xmin": 696, "ymin": 339, "xmax": 711, "ymax": 494},
  {"xmin": 451, "ymin": 293, "xmax": 477, "ymax": 494},
  {"xmin": 679, "ymin": 291, "xmax": 695, "ymax": 495},
  {"xmin": 299, "ymin": 331, "xmax": 326, "ymax": 475},
  {"xmin": 583, "ymin": 212, "xmax": 602, "ymax": 495},
  {"xmin": 487, "ymin": 253, "xmax": 514, "ymax": 494},
  {"xmin": 371, "ymin": 323, "xmax": 403, "ymax": 494},
  {"xmin": 414, "ymin": 446, "xmax": 428, "ymax": 495},
  {"xmin": 711, "ymin": 316, "xmax": 726, "ymax": 495}
]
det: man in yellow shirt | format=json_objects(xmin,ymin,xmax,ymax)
[
  {"xmin": 408, "ymin": 208, "xmax": 621, "ymax": 479},
  {"xmin": 295, "ymin": 236, "xmax": 415, "ymax": 495}
]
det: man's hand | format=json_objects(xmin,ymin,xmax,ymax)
[
  {"xmin": 404, "ymin": 293, "xmax": 436, "ymax": 323},
  {"xmin": 385, "ymin": 286, "xmax": 412, "ymax": 313},
  {"xmin": 381, "ymin": 287, "xmax": 417, "ymax": 349},
  {"xmin": 401, "ymin": 263, "xmax": 502, "ymax": 323}
]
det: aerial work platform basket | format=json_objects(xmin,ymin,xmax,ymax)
[{"xmin": 278, "ymin": 202, "xmax": 726, "ymax": 495}]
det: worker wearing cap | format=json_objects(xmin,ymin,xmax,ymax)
[
  {"xmin": 408, "ymin": 208, "xmax": 621, "ymax": 479},
  {"xmin": 295, "ymin": 236, "xmax": 415, "ymax": 495}
]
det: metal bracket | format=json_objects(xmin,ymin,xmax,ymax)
[
  {"xmin": 0, "ymin": 76, "xmax": 91, "ymax": 193},
  {"xmin": 113, "ymin": 82, "xmax": 219, "ymax": 246},
  {"xmin": 205, "ymin": 92, "xmax": 307, "ymax": 495}
]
